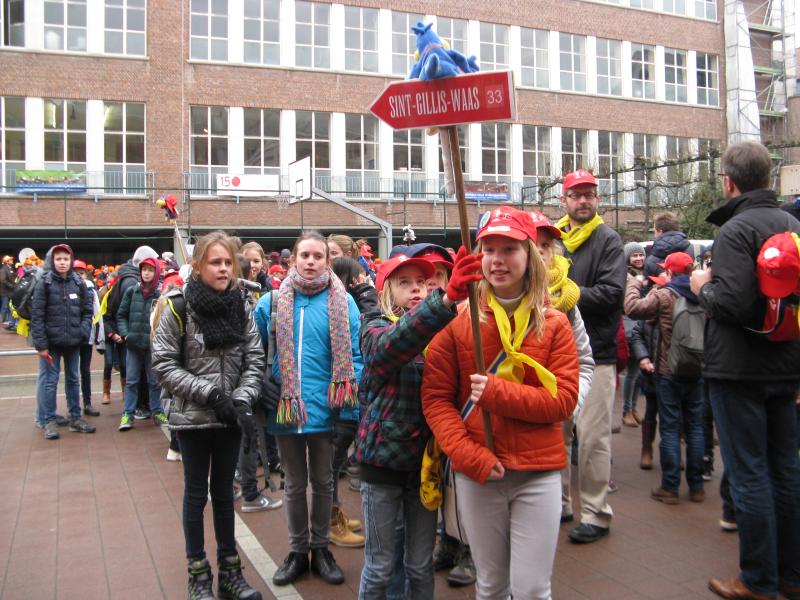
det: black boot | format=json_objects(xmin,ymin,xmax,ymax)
[
  {"xmin": 187, "ymin": 558, "xmax": 215, "ymax": 600},
  {"xmin": 217, "ymin": 555, "xmax": 262, "ymax": 600},
  {"xmin": 310, "ymin": 548, "xmax": 344, "ymax": 585},
  {"xmin": 273, "ymin": 552, "xmax": 309, "ymax": 586}
]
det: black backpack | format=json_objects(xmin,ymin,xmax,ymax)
[
  {"xmin": 10, "ymin": 272, "xmax": 38, "ymax": 320},
  {"xmin": 667, "ymin": 292, "xmax": 706, "ymax": 380}
]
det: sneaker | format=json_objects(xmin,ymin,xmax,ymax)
[
  {"xmin": 345, "ymin": 463, "xmax": 359, "ymax": 477},
  {"xmin": 607, "ymin": 479, "xmax": 619, "ymax": 493},
  {"xmin": 119, "ymin": 413, "xmax": 134, "ymax": 431},
  {"xmin": 54, "ymin": 414, "xmax": 69, "ymax": 427},
  {"xmin": 134, "ymin": 408, "xmax": 151, "ymax": 420},
  {"xmin": 241, "ymin": 492, "xmax": 283, "ymax": 513},
  {"xmin": 348, "ymin": 477, "xmax": 361, "ymax": 492},
  {"xmin": 719, "ymin": 513, "xmax": 738, "ymax": 532},
  {"xmin": 233, "ymin": 486, "xmax": 242, "ymax": 501},
  {"xmin": 273, "ymin": 552, "xmax": 309, "ymax": 586},
  {"xmin": 166, "ymin": 448, "xmax": 182, "ymax": 462},
  {"xmin": 702, "ymin": 456, "xmax": 714, "ymax": 481},
  {"xmin": 650, "ymin": 486, "xmax": 679, "ymax": 505},
  {"xmin": 268, "ymin": 460, "xmax": 282, "ymax": 474},
  {"xmin": 432, "ymin": 536, "xmax": 459, "ymax": 571},
  {"xmin": 447, "ymin": 548, "xmax": 476, "ymax": 587},
  {"xmin": 34, "ymin": 420, "xmax": 44, "ymax": 429},
  {"xmin": 83, "ymin": 404, "xmax": 100, "ymax": 417},
  {"xmin": 152, "ymin": 411, "xmax": 168, "ymax": 426},
  {"xmin": 44, "ymin": 421, "xmax": 60, "ymax": 440},
  {"xmin": 234, "ymin": 468, "xmax": 242, "ymax": 483},
  {"xmin": 69, "ymin": 417, "xmax": 96, "ymax": 433},
  {"xmin": 310, "ymin": 548, "xmax": 344, "ymax": 585},
  {"xmin": 187, "ymin": 558, "xmax": 215, "ymax": 600},
  {"xmin": 329, "ymin": 506, "xmax": 364, "ymax": 548},
  {"xmin": 217, "ymin": 554, "xmax": 262, "ymax": 600},
  {"xmin": 560, "ymin": 513, "xmax": 574, "ymax": 524},
  {"xmin": 568, "ymin": 523, "xmax": 609, "ymax": 544}
]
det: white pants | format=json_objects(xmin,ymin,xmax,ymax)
[
  {"xmin": 575, "ymin": 363, "xmax": 615, "ymax": 528},
  {"xmin": 455, "ymin": 470, "xmax": 561, "ymax": 600}
]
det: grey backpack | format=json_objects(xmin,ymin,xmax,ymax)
[{"xmin": 668, "ymin": 293, "xmax": 706, "ymax": 380}]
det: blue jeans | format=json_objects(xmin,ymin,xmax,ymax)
[
  {"xmin": 656, "ymin": 375, "xmax": 704, "ymax": 493},
  {"xmin": 709, "ymin": 378, "xmax": 800, "ymax": 595},
  {"xmin": 622, "ymin": 356, "xmax": 641, "ymax": 414},
  {"xmin": 359, "ymin": 480, "xmax": 437, "ymax": 600},
  {"xmin": 1, "ymin": 296, "xmax": 10, "ymax": 323},
  {"xmin": 123, "ymin": 348, "xmax": 162, "ymax": 417},
  {"xmin": 37, "ymin": 346, "xmax": 81, "ymax": 423}
]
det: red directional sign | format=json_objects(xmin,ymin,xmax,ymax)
[{"xmin": 369, "ymin": 70, "xmax": 516, "ymax": 130}]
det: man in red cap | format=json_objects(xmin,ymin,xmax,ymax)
[
  {"xmin": 689, "ymin": 141, "xmax": 800, "ymax": 600},
  {"xmin": 624, "ymin": 251, "xmax": 706, "ymax": 506},
  {"xmin": 555, "ymin": 169, "xmax": 626, "ymax": 544}
]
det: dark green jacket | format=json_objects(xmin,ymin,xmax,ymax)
[{"xmin": 117, "ymin": 284, "xmax": 160, "ymax": 351}]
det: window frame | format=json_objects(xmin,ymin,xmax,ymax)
[
  {"xmin": 243, "ymin": 0, "xmax": 279, "ymax": 66},
  {"xmin": 103, "ymin": 101, "xmax": 146, "ymax": 194},
  {"xmin": 1, "ymin": 96, "xmax": 25, "ymax": 192},
  {"xmin": 696, "ymin": 52, "xmax": 719, "ymax": 107},
  {"xmin": 43, "ymin": 98, "xmax": 87, "ymax": 170},
  {"xmin": 559, "ymin": 33, "xmax": 586, "ymax": 92},
  {"xmin": 243, "ymin": 107, "xmax": 280, "ymax": 175},
  {"xmin": 481, "ymin": 122, "xmax": 510, "ymax": 182},
  {"xmin": 295, "ymin": 0, "xmax": 330, "ymax": 69},
  {"xmin": 391, "ymin": 11, "xmax": 424, "ymax": 76},
  {"xmin": 521, "ymin": 124, "xmax": 551, "ymax": 190},
  {"xmin": 479, "ymin": 22, "xmax": 509, "ymax": 72},
  {"xmin": 520, "ymin": 27, "xmax": 549, "ymax": 89},
  {"xmin": 664, "ymin": 47, "xmax": 688, "ymax": 103},
  {"xmin": 104, "ymin": 0, "xmax": 146, "ymax": 56},
  {"xmin": 345, "ymin": 113, "xmax": 379, "ymax": 197},
  {"xmin": 437, "ymin": 17, "xmax": 468, "ymax": 55},
  {"xmin": 44, "ymin": 0, "xmax": 87, "ymax": 52},
  {"xmin": 631, "ymin": 43, "xmax": 656, "ymax": 100},
  {"xmin": 189, "ymin": 105, "xmax": 229, "ymax": 194},
  {"xmin": 190, "ymin": 0, "xmax": 228, "ymax": 62},
  {"xmin": 295, "ymin": 110, "xmax": 331, "ymax": 188},
  {"xmin": 344, "ymin": 6, "xmax": 378, "ymax": 73},
  {"xmin": 596, "ymin": 38, "xmax": 622, "ymax": 96}
]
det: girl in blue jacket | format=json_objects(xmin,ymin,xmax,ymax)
[{"xmin": 255, "ymin": 231, "xmax": 363, "ymax": 588}]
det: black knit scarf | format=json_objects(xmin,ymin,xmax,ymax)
[{"xmin": 184, "ymin": 277, "xmax": 246, "ymax": 349}]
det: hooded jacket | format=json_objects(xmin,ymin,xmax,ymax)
[
  {"xmin": 698, "ymin": 189, "xmax": 800, "ymax": 381},
  {"xmin": 117, "ymin": 259, "xmax": 161, "ymax": 351},
  {"xmin": 624, "ymin": 273, "xmax": 698, "ymax": 375},
  {"xmin": 29, "ymin": 246, "xmax": 92, "ymax": 350},
  {"xmin": 150, "ymin": 286, "xmax": 265, "ymax": 430},
  {"xmin": 644, "ymin": 230, "xmax": 694, "ymax": 279},
  {"xmin": 102, "ymin": 260, "xmax": 140, "ymax": 338},
  {"xmin": 561, "ymin": 222, "xmax": 627, "ymax": 364}
]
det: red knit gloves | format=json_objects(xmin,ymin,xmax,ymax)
[{"xmin": 445, "ymin": 246, "xmax": 484, "ymax": 302}]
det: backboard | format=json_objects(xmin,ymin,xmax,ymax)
[{"xmin": 288, "ymin": 156, "xmax": 312, "ymax": 203}]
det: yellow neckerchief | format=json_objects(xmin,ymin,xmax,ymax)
[
  {"xmin": 556, "ymin": 213, "xmax": 604, "ymax": 254},
  {"xmin": 486, "ymin": 292, "xmax": 557, "ymax": 398},
  {"xmin": 547, "ymin": 254, "xmax": 580, "ymax": 313}
]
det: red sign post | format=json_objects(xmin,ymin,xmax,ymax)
[
  {"xmin": 371, "ymin": 70, "xmax": 518, "ymax": 453},
  {"xmin": 369, "ymin": 70, "xmax": 516, "ymax": 130}
]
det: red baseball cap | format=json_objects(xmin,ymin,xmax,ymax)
[
  {"xmin": 72, "ymin": 259, "xmax": 87, "ymax": 270},
  {"xmin": 563, "ymin": 169, "xmax": 598, "ymax": 191},
  {"xmin": 376, "ymin": 255, "xmax": 435, "ymax": 292},
  {"xmin": 269, "ymin": 264, "xmax": 287, "ymax": 275},
  {"xmin": 476, "ymin": 206, "xmax": 538, "ymax": 243},
  {"xmin": 757, "ymin": 232, "xmax": 800, "ymax": 298},
  {"xmin": 658, "ymin": 252, "xmax": 694, "ymax": 274},
  {"xmin": 648, "ymin": 274, "xmax": 668, "ymax": 287},
  {"xmin": 529, "ymin": 210, "xmax": 562, "ymax": 239}
]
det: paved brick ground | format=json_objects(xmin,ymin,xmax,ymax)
[{"xmin": 0, "ymin": 328, "xmax": 744, "ymax": 599}]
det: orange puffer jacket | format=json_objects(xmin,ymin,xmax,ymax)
[{"xmin": 422, "ymin": 305, "xmax": 579, "ymax": 484}]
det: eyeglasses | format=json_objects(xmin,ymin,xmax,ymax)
[
  {"xmin": 566, "ymin": 191, "xmax": 598, "ymax": 200},
  {"xmin": 717, "ymin": 172, "xmax": 728, "ymax": 178}
]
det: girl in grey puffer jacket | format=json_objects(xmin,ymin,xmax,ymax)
[{"xmin": 151, "ymin": 231, "xmax": 265, "ymax": 600}]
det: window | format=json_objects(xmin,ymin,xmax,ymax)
[
  {"xmin": 596, "ymin": 38, "xmax": 622, "ymax": 96},
  {"xmin": 696, "ymin": 0, "xmax": 716, "ymax": 20},
  {"xmin": 662, "ymin": 0, "xmax": 686, "ymax": 15},
  {"xmin": 392, "ymin": 11, "xmax": 423, "ymax": 76},
  {"xmin": 479, "ymin": 22, "xmax": 508, "ymax": 71},
  {"xmin": 103, "ymin": 102, "xmax": 145, "ymax": 193},
  {"xmin": 438, "ymin": 125, "xmax": 469, "ymax": 184},
  {"xmin": 344, "ymin": 6, "xmax": 377, "ymax": 73},
  {"xmin": 664, "ymin": 136, "xmax": 691, "ymax": 202},
  {"xmin": 190, "ymin": 0, "xmax": 227, "ymax": 61},
  {"xmin": 481, "ymin": 123, "xmax": 510, "ymax": 181},
  {"xmin": 295, "ymin": 1, "xmax": 329, "ymax": 69},
  {"xmin": 520, "ymin": 27, "xmax": 549, "ymax": 88},
  {"xmin": 243, "ymin": 0, "xmax": 279, "ymax": 65},
  {"xmin": 559, "ymin": 33, "xmax": 586, "ymax": 92},
  {"xmin": 243, "ymin": 108, "xmax": 280, "ymax": 174},
  {"xmin": 664, "ymin": 48, "xmax": 687, "ymax": 102},
  {"xmin": 697, "ymin": 137, "xmax": 720, "ymax": 180},
  {"xmin": 522, "ymin": 125, "xmax": 551, "ymax": 195},
  {"xmin": 190, "ymin": 106, "xmax": 228, "ymax": 193},
  {"xmin": 597, "ymin": 131, "xmax": 623, "ymax": 198},
  {"xmin": 630, "ymin": 0, "xmax": 654, "ymax": 6},
  {"xmin": 393, "ymin": 128, "xmax": 425, "ymax": 196},
  {"xmin": 437, "ymin": 17, "xmax": 467, "ymax": 54},
  {"xmin": 633, "ymin": 133, "xmax": 658, "ymax": 203},
  {"xmin": 2, "ymin": 0, "xmax": 25, "ymax": 47},
  {"xmin": 43, "ymin": 99, "xmax": 86, "ymax": 169},
  {"xmin": 561, "ymin": 128, "xmax": 588, "ymax": 174},
  {"xmin": 44, "ymin": 0, "xmax": 87, "ymax": 51},
  {"xmin": 631, "ymin": 43, "xmax": 655, "ymax": 99},
  {"xmin": 696, "ymin": 52, "xmax": 719, "ymax": 106},
  {"xmin": 345, "ymin": 113, "xmax": 379, "ymax": 196},
  {"xmin": 104, "ymin": 0, "xmax": 145, "ymax": 56},
  {"xmin": 295, "ymin": 111, "xmax": 330, "ymax": 188},
  {"xmin": 1, "ymin": 97, "xmax": 25, "ymax": 191}
]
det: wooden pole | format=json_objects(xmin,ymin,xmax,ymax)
[{"xmin": 445, "ymin": 126, "xmax": 495, "ymax": 453}]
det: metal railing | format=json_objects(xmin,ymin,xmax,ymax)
[{"xmin": 2, "ymin": 168, "xmax": 156, "ymax": 198}]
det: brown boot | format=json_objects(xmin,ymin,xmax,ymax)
[
  {"xmin": 640, "ymin": 421, "xmax": 656, "ymax": 470},
  {"xmin": 329, "ymin": 506, "xmax": 365, "ymax": 548},
  {"xmin": 622, "ymin": 412, "xmax": 639, "ymax": 427},
  {"xmin": 101, "ymin": 379, "xmax": 111, "ymax": 404}
]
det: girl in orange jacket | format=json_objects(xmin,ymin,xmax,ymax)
[{"xmin": 422, "ymin": 206, "xmax": 579, "ymax": 600}]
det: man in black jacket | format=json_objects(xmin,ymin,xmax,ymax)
[
  {"xmin": 556, "ymin": 169, "xmax": 626, "ymax": 544},
  {"xmin": 691, "ymin": 141, "xmax": 800, "ymax": 600},
  {"xmin": 644, "ymin": 212, "xmax": 695, "ymax": 279},
  {"xmin": 30, "ymin": 244, "xmax": 96, "ymax": 440}
]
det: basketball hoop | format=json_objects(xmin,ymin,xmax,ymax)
[{"xmin": 275, "ymin": 194, "xmax": 293, "ymax": 210}]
